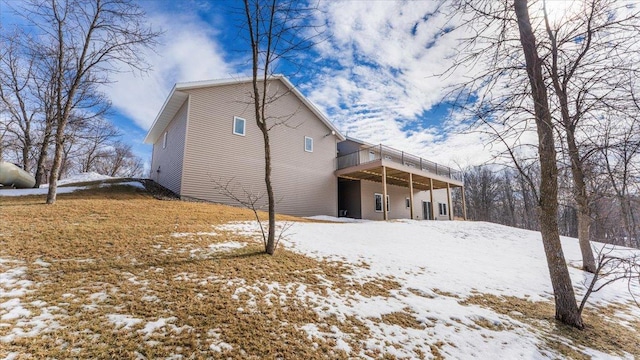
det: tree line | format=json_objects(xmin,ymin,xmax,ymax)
[{"xmin": 458, "ymin": 160, "xmax": 639, "ymax": 249}]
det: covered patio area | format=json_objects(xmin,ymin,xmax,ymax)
[{"xmin": 335, "ymin": 144, "xmax": 466, "ymax": 221}]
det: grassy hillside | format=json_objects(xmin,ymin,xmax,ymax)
[{"xmin": 0, "ymin": 180, "xmax": 638, "ymax": 359}]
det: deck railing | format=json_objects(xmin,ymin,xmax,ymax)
[{"xmin": 336, "ymin": 144, "xmax": 463, "ymax": 182}]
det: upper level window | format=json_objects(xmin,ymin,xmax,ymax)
[
  {"xmin": 304, "ymin": 136, "xmax": 313, "ymax": 152},
  {"xmin": 233, "ymin": 116, "xmax": 246, "ymax": 136},
  {"xmin": 162, "ymin": 131, "xmax": 168, "ymax": 149}
]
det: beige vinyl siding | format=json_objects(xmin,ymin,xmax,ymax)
[
  {"xmin": 359, "ymin": 180, "xmax": 451, "ymax": 220},
  {"xmin": 150, "ymin": 100, "xmax": 188, "ymax": 194},
  {"xmin": 180, "ymin": 79, "xmax": 338, "ymax": 217}
]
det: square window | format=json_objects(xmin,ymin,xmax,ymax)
[
  {"xmin": 304, "ymin": 136, "xmax": 313, "ymax": 152},
  {"xmin": 233, "ymin": 116, "xmax": 246, "ymax": 136}
]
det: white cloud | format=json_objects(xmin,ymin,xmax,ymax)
[
  {"xmin": 304, "ymin": 1, "xmax": 489, "ymax": 168},
  {"xmin": 103, "ymin": 12, "xmax": 236, "ymax": 131}
]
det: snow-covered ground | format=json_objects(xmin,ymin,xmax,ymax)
[
  {"xmin": 218, "ymin": 219, "xmax": 640, "ymax": 359},
  {"xmin": 0, "ymin": 172, "xmax": 143, "ymax": 197},
  {"xmin": 1, "ymin": 207, "xmax": 638, "ymax": 358}
]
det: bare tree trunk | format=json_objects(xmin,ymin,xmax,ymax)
[
  {"xmin": 514, "ymin": 0, "xmax": 583, "ymax": 328},
  {"xmin": 34, "ymin": 127, "xmax": 52, "ymax": 188},
  {"xmin": 262, "ymin": 128, "xmax": 276, "ymax": 255},
  {"xmin": 244, "ymin": 0, "xmax": 279, "ymax": 255},
  {"xmin": 47, "ymin": 122, "xmax": 66, "ymax": 204}
]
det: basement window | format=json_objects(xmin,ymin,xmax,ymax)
[
  {"xmin": 375, "ymin": 193, "xmax": 390, "ymax": 212},
  {"xmin": 304, "ymin": 136, "xmax": 313, "ymax": 152},
  {"xmin": 233, "ymin": 116, "xmax": 246, "ymax": 136},
  {"xmin": 439, "ymin": 203, "xmax": 447, "ymax": 216},
  {"xmin": 374, "ymin": 193, "xmax": 383, "ymax": 212},
  {"xmin": 406, "ymin": 198, "xmax": 410, "ymax": 208}
]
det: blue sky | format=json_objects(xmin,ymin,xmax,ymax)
[{"xmin": 2, "ymin": 0, "xmax": 506, "ymax": 172}]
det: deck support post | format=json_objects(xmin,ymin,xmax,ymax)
[
  {"xmin": 429, "ymin": 178, "xmax": 435, "ymax": 220},
  {"xmin": 447, "ymin": 182, "xmax": 453, "ymax": 220},
  {"xmin": 408, "ymin": 173, "xmax": 414, "ymax": 220},
  {"xmin": 382, "ymin": 166, "xmax": 388, "ymax": 221},
  {"xmin": 461, "ymin": 186, "xmax": 467, "ymax": 220}
]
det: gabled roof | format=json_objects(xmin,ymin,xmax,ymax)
[{"xmin": 143, "ymin": 75, "xmax": 345, "ymax": 144}]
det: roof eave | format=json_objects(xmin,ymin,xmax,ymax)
[{"xmin": 143, "ymin": 86, "xmax": 188, "ymax": 144}]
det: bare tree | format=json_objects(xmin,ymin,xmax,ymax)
[
  {"xmin": 463, "ymin": 166, "xmax": 502, "ymax": 222},
  {"xmin": 599, "ymin": 114, "xmax": 640, "ymax": 248},
  {"xmin": 240, "ymin": 0, "xmax": 322, "ymax": 254},
  {"xmin": 514, "ymin": 0, "xmax": 583, "ymax": 328},
  {"xmin": 579, "ymin": 245, "xmax": 640, "ymax": 314},
  {"xmin": 93, "ymin": 141, "xmax": 143, "ymax": 177},
  {"xmin": 450, "ymin": 0, "xmax": 584, "ymax": 328},
  {"xmin": 539, "ymin": 0, "xmax": 640, "ymax": 273},
  {"xmin": 13, "ymin": 0, "xmax": 159, "ymax": 203},
  {"xmin": 0, "ymin": 30, "xmax": 39, "ymax": 173}
]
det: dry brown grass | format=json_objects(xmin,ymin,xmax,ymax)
[
  {"xmin": 462, "ymin": 293, "xmax": 640, "ymax": 358},
  {"xmin": 0, "ymin": 183, "xmax": 372, "ymax": 359},
  {"xmin": 379, "ymin": 309, "xmax": 425, "ymax": 330}
]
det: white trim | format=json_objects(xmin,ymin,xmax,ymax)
[
  {"xmin": 304, "ymin": 136, "xmax": 313, "ymax": 152},
  {"xmin": 144, "ymin": 87, "xmax": 188, "ymax": 144},
  {"xmin": 162, "ymin": 131, "xmax": 168, "ymax": 149},
  {"xmin": 233, "ymin": 116, "xmax": 246, "ymax": 136}
]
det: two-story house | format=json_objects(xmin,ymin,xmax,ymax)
[{"xmin": 144, "ymin": 76, "xmax": 466, "ymax": 220}]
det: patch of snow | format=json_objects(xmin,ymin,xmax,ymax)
[
  {"xmin": 207, "ymin": 328, "xmax": 234, "ymax": 352},
  {"xmin": 171, "ymin": 231, "xmax": 218, "ymax": 238},
  {"xmin": 207, "ymin": 241, "xmax": 245, "ymax": 251},
  {"xmin": 89, "ymin": 292, "xmax": 108, "ymax": 302},
  {"xmin": 0, "ymin": 299, "xmax": 31, "ymax": 320},
  {"xmin": 305, "ymin": 215, "xmax": 370, "ymax": 223},
  {"xmin": 0, "ymin": 174, "xmax": 142, "ymax": 197},
  {"xmin": 4, "ymin": 352, "xmax": 19, "ymax": 360},
  {"xmin": 58, "ymin": 172, "xmax": 115, "ymax": 185},
  {"xmin": 33, "ymin": 259, "xmax": 50, "ymax": 267},
  {"xmin": 99, "ymin": 180, "xmax": 144, "ymax": 189},
  {"xmin": 107, "ymin": 314, "xmax": 143, "ymax": 330},
  {"xmin": 139, "ymin": 317, "xmax": 177, "ymax": 338},
  {"xmin": 141, "ymin": 295, "xmax": 158, "ymax": 302}
]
